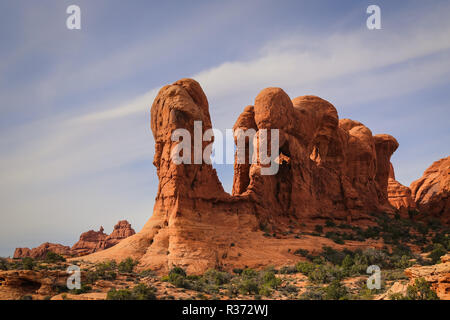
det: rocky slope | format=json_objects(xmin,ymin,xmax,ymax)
[
  {"xmin": 77, "ymin": 78, "xmax": 404, "ymax": 274},
  {"xmin": 405, "ymin": 253, "xmax": 450, "ymax": 300},
  {"xmin": 13, "ymin": 220, "xmax": 135, "ymax": 259}
]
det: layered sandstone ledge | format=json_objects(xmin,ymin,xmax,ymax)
[{"xmin": 405, "ymin": 254, "xmax": 450, "ymax": 300}]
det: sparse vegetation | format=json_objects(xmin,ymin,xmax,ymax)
[
  {"xmin": 390, "ymin": 278, "xmax": 439, "ymax": 300},
  {"xmin": 118, "ymin": 258, "xmax": 138, "ymax": 273},
  {"xmin": 44, "ymin": 251, "xmax": 66, "ymax": 263},
  {"xmin": 107, "ymin": 283, "xmax": 157, "ymax": 300}
]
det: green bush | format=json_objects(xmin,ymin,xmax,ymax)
[
  {"xmin": 22, "ymin": 257, "xmax": 35, "ymax": 270},
  {"xmin": 84, "ymin": 261, "xmax": 117, "ymax": 283},
  {"xmin": 323, "ymin": 280, "xmax": 348, "ymax": 300},
  {"xmin": 44, "ymin": 251, "xmax": 66, "ymax": 263},
  {"xmin": 406, "ymin": 278, "xmax": 439, "ymax": 300},
  {"xmin": 428, "ymin": 244, "xmax": 447, "ymax": 264},
  {"xmin": 118, "ymin": 258, "xmax": 138, "ymax": 273},
  {"xmin": 203, "ymin": 269, "xmax": 231, "ymax": 286},
  {"xmin": 166, "ymin": 267, "xmax": 188, "ymax": 288},
  {"xmin": 238, "ymin": 278, "xmax": 259, "ymax": 295},
  {"xmin": 139, "ymin": 269, "xmax": 156, "ymax": 278},
  {"xmin": 314, "ymin": 225, "xmax": 323, "ymax": 234},
  {"xmin": 70, "ymin": 284, "xmax": 92, "ymax": 295},
  {"xmin": 232, "ymin": 268, "xmax": 243, "ymax": 275},
  {"xmin": 107, "ymin": 283, "xmax": 156, "ymax": 300},
  {"xmin": 294, "ymin": 249, "xmax": 309, "ymax": 257},
  {"xmin": 0, "ymin": 258, "xmax": 9, "ymax": 270},
  {"xmin": 325, "ymin": 220, "xmax": 336, "ymax": 228}
]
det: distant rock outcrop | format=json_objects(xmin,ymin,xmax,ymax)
[
  {"xmin": 70, "ymin": 226, "xmax": 109, "ymax": 256},
  {"xmin": 77, "ymin": 79, "xmax": 402, "ymax": 274},
  {"xmin": 71, "ymin": 220, "xmax": 136, "ymax": 256},
  {"xmin": 410, "ymin": 156, "xmax": 450, "ymax": 223},
  {"xmin": 13, "ymin": 221, "xmax": 135, "ymax": 259},
  {"xmin": 387, "ymin": 163, "xmax": 416, "ymax": 217},
  {"xmin": 13, "ymin": 243, "xmax": 71, "ymax": 260}
]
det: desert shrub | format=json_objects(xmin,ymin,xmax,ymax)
[
  {"xmin": 383, "ymin": 269, "xmax": 408, "ymax": 281},
  {"xmin": 118, "ymin": 258, "xmax": 138, "ymax": 273},
  {"xmin": 232, "ymin": 268, "xmax": 243, "ymax": 275},
  {"xmin": 325, "ymin": 220, "xmax": 336, "ymax": 228},
  {"xmin": 238, "ymin": 278, "xmax": 259, "ymax": 295},
  {"xmin": 314, "ymin": 225, "xmax": 323, "ymax": 234},
  {"xmin": 296, "ymin": 261, "xmax": 315, "ymax": 274},
  {"xmin": 202, "ymin": 269, "xmax": 231, "ymax": 286},
  {"xmin": 70, "ymin": 284, "xmax": 92, "ymax": 295},
  {"xmin": 406, "ymin": 278, "xmax": 439, "ymax": 300},
  {"xmin": 299, "ymin": 286, "xmax": 325, "ymax": 300},
  {"xmin": 321, "ymin": 246, "xmax": 347, "ymax": 265},
  {"xmin": 229, "ymin": 268, "xmax": 281, "ymax": 296},
  {"xmin": 293, "ymin": 248, "xmax": 310, "ymax": 258},
  {"xmin": 44, "ymin": 251, "xmax": 66, "ymax": 263},
  {"xmin": 84, "ymin": 261, "xmax": 117, "ymax": 283},
  {"xmin": 323, "ymin": 280, "xmax": 348, "ymax": 300},
  {"xmin": 325, "ymin": 232, "xmax": 345, "ymax": 244},
  {"xmin": 341, "ymin": 255, "xmax": 353, "ymax": 274},
  {"xmin": 394, "ymin": 255, "xmax": 414, "ymax": 269},
  {"xmin": 139, "ymin": 269, "xmax": 156, "ymax": 278},
  {"xmin": 22, "ymin": 257, "xmax": 35, "ymax": 270},
  {"xmin": 170, "ymin": 266, "xmax": 187, "ymax": 277},
  {"xmin": 0, "ymin": 258, "xmax": 9, "ymax": 270},
  {"xmin": 165, "ymin": 267, "xmax": 189, "ymax": 288},
  {"xmin": 296, "ymin": 260, "xmax": 343, "ymax": 284},
  {"xmin": 428, "ymin": 243, "xmax": 447, "ymax": 264},
  {"xmin": 278, "ymin": 265, "xmax": 297, "ymax": 274},
  {"xmin": 20, "ymin": 295, "xmax": 33, "ymax": 300},
  {"xmin": 389, "ymin": 292, "xmax": 407, "ymax": 300},
  {"xmin": 107, "ymin": 283, "xmax": 156, "ymax": 300}
]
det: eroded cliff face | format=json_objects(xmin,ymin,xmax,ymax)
[
  {"xmin": 77, "ymin": 79, "xmax": 401, "ymax": 274},
  {"xmin": 410, "ymin": 156, "xmax": 450, "ymax": 224}
]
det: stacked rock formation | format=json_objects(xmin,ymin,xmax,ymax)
[
  {"xmin": 13, "ymin": 220, "xmax": 135, "ymax": 259},
  {"xmin": 410, "ymin": 156, "xmax": 450, "ymax": 224},
  {"xmin": 70, "ymin": 226, "xmax": 109, "ymax": 256},
  {"xmin": 78, "ymin": 79, "xmax": 402, "ymax": 273},
  {"xmin": 387, "ymin": 163, "xmax": 416, "ymax": 217},
  {"xmin": 71, "ymin": 220, "xmax": 136, "ymax": 256}
]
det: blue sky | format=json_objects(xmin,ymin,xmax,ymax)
[{"xmin": 0, "ymin": 0, "xmax": 449, "ymax": 257}]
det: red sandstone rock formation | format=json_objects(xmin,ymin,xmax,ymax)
[
  {"xmin": 410, "ymin": 156, "xmax": 450, "ymax": 223},
  {"xmin": 13, "ymin": 243, "xmax": 71, "ymax": 260},
  {"xmin": 13, "ymin": 221, "xmax": 135, "ymax": 259},
  {"xmin": 387, "ymin": 163, "xmax": 416, "ymax": 217},
  {"xmin": 70, "ymin": 226, "xmax": 109, "ymax": 256},
  {"xmin": 71, "ymin": 221, "xmax": 136, "ymax": 256},
  {"xmin": 77, "ymin": 79, "xmax": 400, "ymax": 274},
  {"xmin": 105, "ymin": 220, "xmax": 136, "ymax": 247}
]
